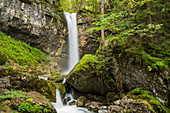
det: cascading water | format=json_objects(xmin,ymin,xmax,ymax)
[
  {"xmin": 51, "ymin": 86, "xmax": 93, "ymax": 113},
  {"xmin": 64, "ymin": 12, "xmax": 79, "ymax": 73},
  {"xmin": 51, "ymin": 12, "xmax": 94, "ymax": 113}
]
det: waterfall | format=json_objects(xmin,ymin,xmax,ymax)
[
  {"xmin": 64, "ymin": 12, "xmax": 79, "ymax": 73},
  {"xmin": 51, "ymin": 89, "xmax": 93, "ymax": 113}
]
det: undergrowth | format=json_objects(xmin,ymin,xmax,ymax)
[
  {"xmin": 0, "ymin": 32, "xmax": 51, "ymax": 66},
  {"xmin": 0, "ymin": 89, "xmax": 30, "ymax": 99},
  {"xmin": 18, "ymin": 102, "xmax": 52, "ymax": 113}
]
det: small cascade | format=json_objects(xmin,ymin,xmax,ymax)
[
  {"xmin": 51, "ymin": 89, "xmax": 93, "ymax": 113},
  {"xmin": 64, "ymin": 12, "xmax": 79, "ymax": 73},
  {"xmin": 51, "ymin": 89, "xmax": 64, "ymax": 109}
]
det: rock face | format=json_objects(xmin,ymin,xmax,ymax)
[
  {"xmin": 0, "ymin": 1, "xmax": 100, "ymax": 72},
  {"xmin": 0, "ymin": 66, "xmax": 56, "ymax": 102},
  {"xmin": 66, "ymin": 44, "xmax": 169, "ymax": 105},
  {"xmin": 77, "ymin": 10, "xmax": 100, "ymax": 59},
  {"xmin": 0, "ymin": 0, "xmax": 67, "ymax": 72}
]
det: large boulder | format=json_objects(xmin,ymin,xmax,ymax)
[
  {"xmin": 66, "ymin": 54, "xmax": 117, "ymax": 95},
  {"xmin": 0, "ymin": 66, "xmax": 56, "ymax": 102}
]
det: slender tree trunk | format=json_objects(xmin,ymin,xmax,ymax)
[
  {"xmin": 79, "ymin": 0, "xmax": 83, "ymax": 10},
  {"xmin": 101, "ymin": 0, "xmax": 104, "ymax": 49},
  {"xmin": 95, "ymin": 0, "xmax": 97, "ymax": 12}
]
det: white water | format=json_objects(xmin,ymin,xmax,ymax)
[
  {"xmin": 64, "ymin": 12, "xmax": 79, "ymax": 73},
  {"xmin": 51, "ymin": 89, "xmax": 93, "ymax": 113}
]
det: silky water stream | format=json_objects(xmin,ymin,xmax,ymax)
[
  {"xmin": 51, "ymin": 89, "xmax": 93, "ymax": 113},
  {"xmin": 51, "ymin": 12, "xmax": 94, "ymax": 113}
]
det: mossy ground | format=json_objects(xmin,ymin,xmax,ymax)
[
  {"xmin": 0, "ymin": 32, "xmax": 52, "ymax": 74},
  {"xmin": 0, "ymin": 32, "xmax": 51, "ymax": 66},
  {"xmin": 0, "ymin": 89, "xmax": 55, "ymax": 113}
]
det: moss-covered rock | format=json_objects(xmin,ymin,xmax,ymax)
[
  {"xmin": 56, "ymin": 83, "xmax": 66, "ymax": 98},
  {"xmin": 66, "ymin": 54, "xmax": 117, "ymax": 95},
  {"xmin": 0, "ymin": 66, "xmax": 56, "ymax": 102},
  {"xmin": 48, "ymin": 72, "xmax": 65, "ymax": 83},
  {"xmin": 77, "ymin": 96, "xmax": 86, "ymax": 107},
  {"xmin": 108, "ymin": 88, "xmax": 170, "ymax": 113},
  {"xmin": 0, "ymin": 89, "xmax": 57, "ymax": 113}
]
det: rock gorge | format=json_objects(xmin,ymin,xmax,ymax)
[
  {"xmin": 0, "ymin": 0, "xmax": 169, "ymax": 113},
  {"xmin": 0, "ymin": 0, "xmax": 99, "ymax": 73}
]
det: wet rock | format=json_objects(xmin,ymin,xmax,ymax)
[
  {"xmin": 108, "ymin": 105, "xmax": 124, "ymax": 113},
  {"xmin": 77, "ymin": 96, "xmax": 86, "ymax": 107},
  {"xmin": 48, "ymin": 72, "xmax": 65, "ymax": 83},
  {"xmin": 56, "ymin": 83, "xmax": 66, "ymax": 98},
  {"xmin": 85, "ymin": 101, "xmax": 107, "ymax": 112},
  {"xmin": 0, "ymin": 90, "xmax": 57, "ymax": 113},
  {"xmin": 0, "ymin": 66, "xmax": 56, "ymax": 102},
  {"xmin": 106, "ymin": 92, "xmax": 119, "ymax": 103},
  {"xmin": 66, "ymin": 54, "xmax": 117, "ymax": 95},
  {"xmin": 68, "ymin": 100, "xmax": 76, "ymax": 106}
]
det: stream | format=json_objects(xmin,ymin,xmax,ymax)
[{"xmin": 51, "ymin": 89, "xmax": 94, "ymax": 113}]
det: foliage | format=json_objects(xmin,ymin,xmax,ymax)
[
  {"xmin": 0, "ymin": 89, "xmax": 30, "ymax": 99},
  {"xmin": 127, "ymin": 88, "xmax": 170, "ymax": 113},
  {"xmin": 18, "ymin": 102, "xmax": 52, "ymax": 113},
  {"xmin": 0, "ymin": 32, "xmax": 51, "ymax": 66},
  {"xmin": 87, "ymin": 0, "xmax": 169, "ymax": 71},
  {"xmin": 60, "ymin": 0, "xmax": 101, "ymax": 13}
]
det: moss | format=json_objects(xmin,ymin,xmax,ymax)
[
  {"xmin": 39, "ymin": 80, "xmax": 56, "ymax": 101},
  {"xmin": 18, "ymin": 102, "xmax": 52, "ymax": 113},
  {"xmin": 73, "ymin": 54, "xmax": 98, "ymax": 74},
  {"xmin": 0, "ymin": 32, "xmax": 51, "ymax": 66},
  {"xmin": 51, "ymin": 72, "xmax": 61, "ymax": 76},
  {"xmin": 56, "ymin": 83, "xmax": 66, "ymax": 98},
  {"xmin": 127, "ymin": 88, "xmax": 170, "ymax": 113}
]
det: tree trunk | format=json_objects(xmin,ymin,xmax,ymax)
[
  {"xmin": 101, "ymin": 0, "xmax": 104, "ymax": 49},
  {"xmin": 79, "ymin": 0, "xmax": 83, "ymax": 10}
]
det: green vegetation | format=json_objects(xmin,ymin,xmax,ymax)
[
  {"xmin": 0, "ymin": 89, "xmax": 54, "ymax": 113},
  {"xmin": 87, "ymin": 0, "xmax": 169, "ymax": 72},
  {"xmin": 0, "ymin": 89, "xmax": 30, "ymax": 99},
  {"xmin": 127, "ymin": 88, "xmax": 170, "ymax": 113},
  {"xmin": 18, "ymin": 102, "xmax": 52, "ymax": 113},
  {"xmin": 51, "ymin": 72, "xmax": 61, "ymax": 76},
  {"xmin": 60, "ymin": 0, "xmax": 101, "ymax": 13},
  {"xmin": 0, "ymin": 32, "xmax": 51, "ymax": 66}
]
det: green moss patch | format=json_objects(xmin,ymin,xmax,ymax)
[
  {"xmin": 0, "ymin": 89, "xmax": 55, "ymax": 113},
  {"xmin": 127, "ymin": 88, "xmax": 170, "ymax": 113},
  {"xmin": 73, "ymin": 54, "xmax": 98, "ymax": 74},
  {"xmin": 0, "ymin": 32, "xmax": 51, "ymax": 66}
]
